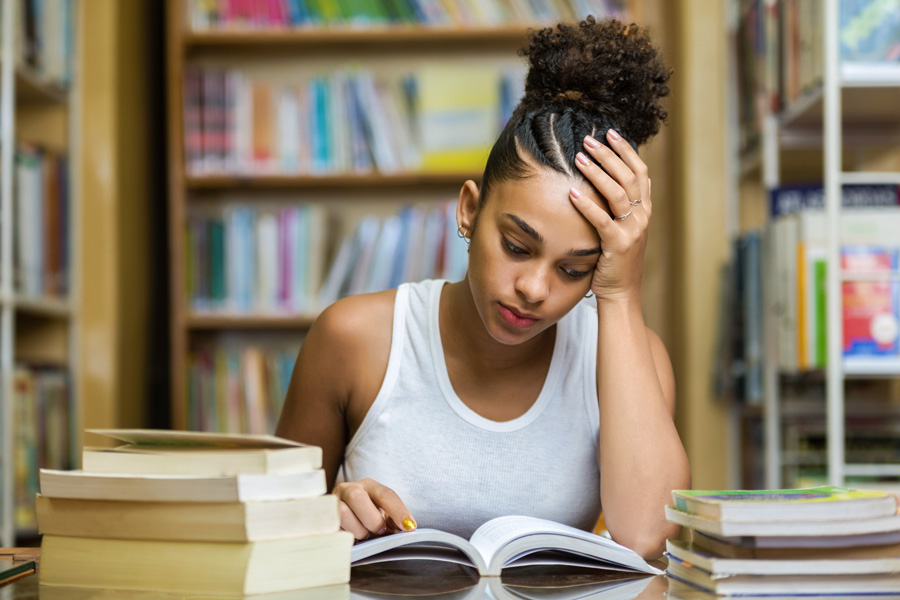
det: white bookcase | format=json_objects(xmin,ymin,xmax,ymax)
[
  {"xmin": 0, "ymin": 0, "xmax": 80, "ymax": 547},
  {"xmin": 727, "ymin": 0, "xmax": 900, "ymax": 490}
]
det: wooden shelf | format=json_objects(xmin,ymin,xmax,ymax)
[
  {"xmin": 184, "ymin": 25, "xmax": 535, "ymax": 50},
  {"xmin": 779, "ymin": 85, "xmax": 900, "ymax": 139},
  {"xmin": 13, "ymin": 295, "xmax": 72, "ymax": 318},
  {"xmin": 187, "ymin": 172, "xmax": 479, "ymax": 190},
  {"xmin": 187, "ymin": 313, "xmax": 319, "ymax": 330},
  {"xmin": 15, "ymin": 67, "xmax": 68, "ymax": 105}
]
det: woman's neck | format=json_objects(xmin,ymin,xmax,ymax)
[{"xmin": 439, "ymin": 278, "xmax": 556, "ymax": 376}]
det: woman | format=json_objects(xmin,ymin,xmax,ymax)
[{"xmin": 276, "ymin": 16, "xmax": 690, "ymax": 560}]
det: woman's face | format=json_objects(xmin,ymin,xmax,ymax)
[{"xmin": 465, "ymin": 167, "xmax": 603, "ymax": 346}]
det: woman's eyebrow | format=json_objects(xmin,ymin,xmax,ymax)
[
  {"xmin": 567, "ymin": 247, "xmax": 601, "ymax": 257},
  {"xmin": 503, "ymin": 213, "xmax": 600, "ymax": 256},
  {"xmin": 503, "ymin": 213, "xmax": 543, "ymax": 243}
]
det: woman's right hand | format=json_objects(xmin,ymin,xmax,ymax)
[{"xmin": 333, "ymin": 478, "xmax": 417, "ymax": 541}]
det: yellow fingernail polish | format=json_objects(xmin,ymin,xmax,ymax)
[{"xmin": 402, "ymin": 517, "xmax": 416, "ymax": 531}]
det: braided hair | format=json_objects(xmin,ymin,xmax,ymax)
[{"xmin": 478, "ymin": 16, "xmax": 671, "ymax": 206}]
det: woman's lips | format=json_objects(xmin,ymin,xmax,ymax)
[{"xmin": 498, "ymin": 303, "xmax": 539, "ymax": 328}]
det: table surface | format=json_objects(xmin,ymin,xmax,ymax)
[{"xmin": 0, "ymin": 561, "xmax": 700, "ymax": 599}]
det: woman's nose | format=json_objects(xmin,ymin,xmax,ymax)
[{"xmin": 515, "ymin": 266, "xmax": 550, "ymax": 305}]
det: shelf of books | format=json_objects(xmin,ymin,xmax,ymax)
[
  {"xmin": 0, "ymin": 0, "xmax": 78, "ymax": 547},
  {"xmin": 725, "ymin": 0, "xmax": 900, "ymax": 491},
  {"xmin": 167, "ymin": 0, "xmax": 632, "ymax": 432}
]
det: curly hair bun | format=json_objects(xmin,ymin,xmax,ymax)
[{"xmin": 520, "ymin": 16, "xmax": 671, "ymax": 146}]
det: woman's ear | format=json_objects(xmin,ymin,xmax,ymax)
[{"xmin": 456, "ymin": 180, "xmax": 480, "ymax": 240}]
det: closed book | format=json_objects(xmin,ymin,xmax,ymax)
[
  {"xmin": 39, "ymin": 468, "xmax": 326, "ymax": 503},
  {"xmin": 42, "ymin": 585, "xmax": 350, "ymax": 600},
  {"xmin": 36, "ymin": 494, "xmax": 339, "ymax": 542},
  {"xmin": 666, "ymin": 505, "xmax": 900, "ymax": 538},
  {"xmin": 666, "ymin": 539, "xmax": 900, "ymax": 576},
  {"xmin": 0, "ymin": 559, "xmax": 35, "ymax": 586},
  {"xmin": 672, "ymin": 486, "xmax": 898, "ymax": 522},
  {"xmin": 691, "ymin": 530, "xmax": 900, "ymax": 560},
  {"xmin": 666, "ymin": 555, "xmax": 900, "ymax": 595},
  {"xmin": 40, "ymin": 533, "xmax": 353, "ymax": 595},
  {"xmin": 83, "ymin": 444, "xmax": 320, "ymax": 476}
]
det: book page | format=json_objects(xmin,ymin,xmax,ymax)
[
  {"xmin": 469, "ymin": 516, "xmax": 662, "ymax": 577},
  {"xmin": 470, "ymin": 516, "xmax": 627, "ymax": 564},
  {"xmin": 351, "ymin": 529, "xmax": 488, "ymax": 574}
]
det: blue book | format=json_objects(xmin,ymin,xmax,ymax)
[{"xmin": 770, "ymin": 184, "xmax": 899, "ymax": 218}]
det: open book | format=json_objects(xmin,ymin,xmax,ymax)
[{"xmin": 351, "ymin": 516, "xmax": 663, "ymax": 577}]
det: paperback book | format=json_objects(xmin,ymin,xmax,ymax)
[{"xmin": 351, "ymin": 515, "xmax": 662, "ymax": 577}]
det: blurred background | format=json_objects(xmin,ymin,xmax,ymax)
[{"xmin": 1, "ymin": 0, "xmax": 899, "ymax": 546}]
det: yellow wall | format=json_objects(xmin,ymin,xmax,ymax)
[
  {"xmin": 667, "ymin": 0, "xmax": 731, "ymax": 489},
  {"xmin": 78, "ymin": 0, "xmax": 152, "ymax": 444}
]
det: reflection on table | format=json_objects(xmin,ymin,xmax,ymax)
[{"xmin": 2, "ymin": 562, "xmax": 672, "ymax": 599}]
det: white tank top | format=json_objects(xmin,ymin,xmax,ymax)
[{"xmin": 341, "ymin": 279, "xmax": 602, "ymax": 539}]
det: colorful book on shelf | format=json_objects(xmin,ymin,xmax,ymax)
[
  {"xmin": 417, "ymin": 65, "xmax": 499, "ymax": 172},
  {"xmin": 13, "ymin": 367, "xmax": 72, "ymax": 532},
  {"xmin": 769, "ymin": 184, "xmax": 900, "ymax": 218},
  {"xmin": 671, "ymin": 486, "xmax": 899, "ymax": 522},
  {"xmin": 842, "ymin": 246, "xmax": 900, "ymax": 358},
  {"xmin": 189, "ymin": 204, "xmax": 326, "ymax": 314},
  {"xmin": 188, "ymin": 343, "xmax": 300, "ymax": 433},
  {"xmin": 840, "ymin": 0, "xmax": 900, "ymax": 62},
  {"xmin": 186, "ymin": 0, "xmax": 627, "ymax": 29}
]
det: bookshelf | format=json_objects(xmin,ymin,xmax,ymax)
[
  {"xmin": 0, "ymin": 0, "xmax": 79, "ymax": 547},
  {"xmin": 166, "ymin": 0, "xmax": 635, "ymax": 431},
  {"xmin": 726, "ymin": 0, "xmax": 900, "ymax": 489}
]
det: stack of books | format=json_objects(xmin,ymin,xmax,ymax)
[
  {"xmin": 664, "ymin": 486, "xmax": 900, "ymax": 596},
  {"xmin": 36, "ymin": 429, "xmax": 352, "ymax": 596}
]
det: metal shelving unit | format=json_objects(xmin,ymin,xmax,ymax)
[
  {"xmin": 0, "ymin": 0, "xmax": 80, "ymax": 547},
  {"xmin": 728, "ymin": 0, "xmax": 900, "ymax": 489}
]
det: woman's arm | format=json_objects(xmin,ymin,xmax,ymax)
[
  {"xmin": 595, "ymin": 305, "xmax": 687, "ymax": 559},
  {"xmin": 275, "ymin": 300, "xmax": 357, "ymax": 488},
  {"xmin": 276, "ymin": 293, "xmax": 417, "ymax": 539},
  {"xmin": 570, "ymin": 128, "xmax": 690, "ymax": 560}
]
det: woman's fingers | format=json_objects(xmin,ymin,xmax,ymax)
[
  {"xmin": 338, "ymin": 499, "xmax": 371, "ymax": 540},
  {"xmin": 574, "ymin": 151, "xmax": 631, "ymax": 220},
  {"xmin": 364, "ymin": 479, "xmax": 417, "ymax": 532},
  {"xmin": 601, "ymin": 129, "xmax": 649, "ymax": 191},
  {"xmin": 334, "ymin": 479, "xmax": 416, "ymax": 541},
  {"xmin": 578, "ymin": 130, "xmax": 650, "ymax": 220},
  {"xmin": 570, "ymin": 187, "xmax": 614, "ymax": 236}
]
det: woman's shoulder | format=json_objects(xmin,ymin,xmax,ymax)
[
  {"xmin": 312, "ymin": 289, "xmax": 398, "ymax": 356},
  {"xmin": 309, "ymin": 289, "xmax": 402, "ymax": 427}
]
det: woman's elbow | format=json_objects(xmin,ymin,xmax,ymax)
[{"xmin": 612, "ymin": 523, "xmax": 679, "ymax": 561}]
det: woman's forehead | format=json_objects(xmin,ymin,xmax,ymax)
[{"xmin": 487, "ymin": 172, "xmax": 601, "ymax": 245}]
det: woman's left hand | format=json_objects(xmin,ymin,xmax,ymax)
[{"xmin": 569, "ymin": 128, "xmax": 652, "ymax": 304}]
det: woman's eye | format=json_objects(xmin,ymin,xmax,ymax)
[
  {"xmin": 502, "ymin": 237, "xmax": 527, "ymax": 255},
  {"xmin": 563, "ymin": 268, "xmax": 591, "ymax": 280}
]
